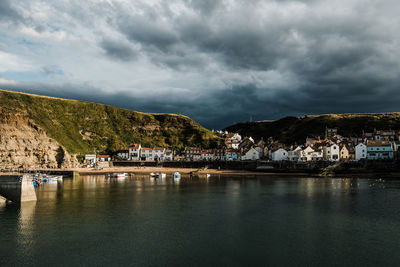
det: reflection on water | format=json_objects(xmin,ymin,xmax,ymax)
[
  {"xmin": 0, "ymin": 197, "xmax": 6, "ymax": 211},
  {"xmin": 17, "ymin": 202, "xmax": 37, "ymax": 259},
  {"xmin": 1, "ymin": 175, "xmax": 400, "ymax": 266}
]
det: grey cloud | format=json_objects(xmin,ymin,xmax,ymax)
[
  {"xmin": 0, "ymin": 0, "xmax": 23, "ymax": 23},
  {"xmin": 100, "ymin": 39, "xmax": 138, "ymax": 61},
  {"xmin": 2, "ymin": 73, "xmax": 400, "ymax": 130},
  {"xmin": 2, "ymin": 0, "xmax": 400, "ymax": 130},
  {"xmin": 118, "ymin": 14, "xmax": 178, "ymax": 52}
]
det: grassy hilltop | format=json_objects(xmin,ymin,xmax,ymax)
[
  {"xmin": 225, "ymin": 113, "xmax": 400, "ymax": 144},
  {"xmin": 0, "ymin": 89, "xmax": 222, "ymax": 154}
]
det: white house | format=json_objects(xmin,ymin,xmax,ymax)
[
  {"xmin": 330, "ymin": 144, "xmax": 340, "ymax": 161},
  {"xmin": 300, "ymin": 146, "xmax": 314, "ymax": 161},
  {"xmin": 153, "ymin": 147, "xmax": 165, "ymax": 161},
  {"xmin": 323, "ymin": 144, "xmax": 340, "ymax": 161},
  {"xmin": 225, "ymin": 133, "xmax": 242, "ymax": 149},
  {"xmin": 184, "ymin": 147, "xmax": 201, "ymax": 161},
  {"xmin": 165, "ymin": 149, "xmax": 174, "ymax": 161},
  {"xmin": 97, "ymin": 155, "xmax": 111, "ymax": 162},
  {"xmin": 310, "ymin": 150, "xmax": 324, "ymax": 161},
  {"xmin": 129, "ymin": 144, "xmax": 141, "ymax": 160},
  {"xmin": 201, "ymin": 150, "xmax": 214, "ymax": 161},
  {"xmin": 85, "ymin": 154, "xmax": 96, "ymax": 165},
  {"xmin": 241, "ymin": 147, "xmax": 261, "ymax": 160},
  {"xmin": 288, "ymin": 146, "xmax": 302, "ymax": 161},
  {"xmin": 355, "ymin": 143, "xmax": 367, "ymax": 161},
  {"xmin": 272, "ymin": 148, "xmax": 288, "ymax": 161},
  {"xmin": 116, "ymin": 150, "xmax": 129, "ymax": 160},
  {"xmin": 140, "ymin": 148, "xmax": 154, "ymax": 161}
]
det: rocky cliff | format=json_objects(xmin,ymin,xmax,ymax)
[
  {"xmin": 0, "ymin": 111, "xmax": 77, "ymax": 169},
  {"xmin": 0, "ymin": 89, "xmax": 222, "ymax": 168}
]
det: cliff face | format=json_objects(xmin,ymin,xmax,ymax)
[
  {"xmin": 0, "ymin": 113, "xmax": 78, "ymax": 169},
  {"xmin": 0, "ymin": 89, "xmax": 222, "ymax": 168}
]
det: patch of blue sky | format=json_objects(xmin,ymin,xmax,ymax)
[
  {"xmin": 42, "ymin": 65, "xmax": 64, "ymax": 75},
  {"xmin": 17, "ymin": 38, "xmax": 43, "ymax": 47},
  {"xmin": 1, "ymin": 68, "xmax": 63, "ymax": 82},
  {"xmin": 1, "ymin": 71, "xmax": 47, "ymax": 82},
  {"xmin": 47, "ymin": 24, "xmax": 61, "ymax": 32}
]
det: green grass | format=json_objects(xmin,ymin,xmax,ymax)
[{"xmin": 0, "ymin": 89, "xmax": 223, "ymax": 154}]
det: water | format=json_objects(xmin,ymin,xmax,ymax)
[{"xmin": 1, "ymin": 175, "xmax": 400, "ymax": 266}]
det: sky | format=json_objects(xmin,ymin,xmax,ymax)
[{"xmin": 0, "ymin": 0, "xmax": 400, "ymax": 129}]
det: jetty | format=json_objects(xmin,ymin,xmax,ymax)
[{"xmin": 0, "ymin": 175, "xmax": 37, "ymax": 203}]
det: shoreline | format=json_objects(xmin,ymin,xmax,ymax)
[
  {"xmin": 2, "ymin": 167, "xmax": 400, "ymax": 178},
  {"xmin": 72, "ymin": 167, "xmax": 400, "ymax": 178},
  {"xmin": 73, "ymin": 166, "xmax": 312, "ymax": 176}
]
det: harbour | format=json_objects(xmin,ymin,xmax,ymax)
[{"xmin": 1, "ymin": 175, "xmax": 400, "ymax": 266}]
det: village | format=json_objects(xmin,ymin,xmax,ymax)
[{"xmin": 84, "ymin": 127, "xmax": 400, "ymax": 166}]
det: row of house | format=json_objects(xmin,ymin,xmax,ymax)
[
  {"xmin": 270, "ymin": 137, "xmax": 397, "ymax": 162},
  {"xmin": 116, "ymin": 144, "xmax": 174, "ymax": 161},
  {"xmin": 85, "ymin": 128, "xmax": 400, "ymax": 164}
]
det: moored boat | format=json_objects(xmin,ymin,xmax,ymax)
[
  {"xmin": 115, "ymin": 173, "xmax": 128, "ymax": 179},
  {"xmin": 107, "ymin": 173, "xmax": 128, "ymax": 179},
  {"xmin": 149, "ymin": 172, "xmax": 166, "ymax": 179},
  {"xmin": 173, "ymin": 172, "xmax": 181, "ymax": 179}
]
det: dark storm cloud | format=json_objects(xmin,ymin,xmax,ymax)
[
  {"xmin": 0, "ymin": 0, "xmax": 22, "ymax": 23},
  {"xmin": 2, "ymin": 0, "xmax": 400, "ymax": 129},
  {"xmin": 93, "ymin": 0, "xmax": 400, "ymax": 128},
  {"xmin": 100, "ymin": 39, "xmax": 138, "ymax": 61},
  {"xmin": 2, "ymin": 70, "xmax": 400, "ymax": 130}
]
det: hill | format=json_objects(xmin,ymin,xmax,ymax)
[
  {"xmin": 224, "ymin": 113, "xmax": 400, "ymax": 144},
  {"xmin": 0, "ymin": 89, "xmax": 222, "ymax": 167}
]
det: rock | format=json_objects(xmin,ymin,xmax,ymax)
[{"xmin": 0, "ymin": 116, "xmax": 78, "ymax": 169}]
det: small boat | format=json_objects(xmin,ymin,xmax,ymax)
[
  {"xmin": 173, "ymin": 172, "xmax": 181, "ymax": 179},
  {"xmin": 107, "ymin": 173, "xmax": 128, "ymax": 179},
  {"xmin": 149, "ymin": 172, "xmax": 166, "ymax": 179},
  {"xmin": 115, "ymin": 173, "xmax": 128, "ymax": 179}
]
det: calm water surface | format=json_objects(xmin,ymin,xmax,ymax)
[{"xmin": 1, "ymin": 175, "xmax": 400, "ymax": 266}]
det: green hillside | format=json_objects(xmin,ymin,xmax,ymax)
[
  {"xmin": 225, "ymin": 113, "xmax": 400, "ymax": 144},
  {"xmin": 0, "ymin": 89, "xmax": 222, "ymax": 154}
]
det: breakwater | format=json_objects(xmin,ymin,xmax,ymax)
[{"xmin": 0, "ymin": 175, "xmax": 36, "ymax": 203}]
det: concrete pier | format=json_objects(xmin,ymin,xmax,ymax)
[{"xmin": 0, "ymin": 175, "xmax": 37, "ymax": 203}]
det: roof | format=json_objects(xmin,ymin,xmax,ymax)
[
  {"xmin": 185, "ymin": 147, "xmax": 201, "ymax": 151},
  {"xmin": 153, "ymin": 147, "xmax": 165, "ymax": 151},
  {"xmin": 141, "ymin": 147, "xmax": 152, "ymax": 151},
  {"xmin": 367, "ymin": 140, "xmax": 392, "ymax": 147},
  {"xmin": 129, "ymin": 144, "xmax": 141, "ymax": 149},
  {"xmin": 226, "ymin": 133, "xmax": 235, "ymax": 138},
  {"xmin": 97, "ymin": 155, "xmax": 110, "ymax": 158}
]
